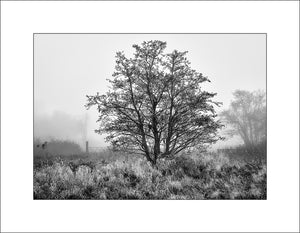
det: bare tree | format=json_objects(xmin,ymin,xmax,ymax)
[
  {"xmin": 221, "ymin": 90, "xmax": 266, "ymax": 148},
  {"xmin": 86, "ymin": 41, "xmax": 223, "ymax": 166}
]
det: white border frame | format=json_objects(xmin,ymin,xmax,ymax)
[{"xmin": 1, "ymin": 1, "xmax": 299, "ymax": 232}]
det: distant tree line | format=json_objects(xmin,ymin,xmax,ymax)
[{"xmin": 34, "ymin": 139, "xmax": 82, "ymax": 156}]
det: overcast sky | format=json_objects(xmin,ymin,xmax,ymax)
[{"xmin": 34, "ymin": 34, "xmax": 266, "ymax": 148}]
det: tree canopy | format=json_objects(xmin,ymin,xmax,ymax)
[
  {"xmin": 86, "ymin": 40, "xmax": 223, "ymax": 165},
  {"xmin": 221, "ymin": 90, "xmax": 266, "ymax": 148}
]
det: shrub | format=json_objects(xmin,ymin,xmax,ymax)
[
  {"xmin": 218, "ymin": 140, "xmax": 266, "ymax": 163},
  {"xmin": 34, "ymin": 139, "xmax": 82, "ymax": 156}
]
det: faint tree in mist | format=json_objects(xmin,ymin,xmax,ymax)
[
  {"xmin": 221, "ymin": 90, "xmax": 266, "ymax": 149},
  {"xmin": 86, "ymin": 41, "xmax": 223, "ymax": 166}
]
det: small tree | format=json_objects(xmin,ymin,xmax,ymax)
[
  {"xmin": 86, "ymin": 41, "xmax": 223, "ymax": 166},
  {"xmin": 221, "ymin": 90, "xmax": 266, "ymax": 148}
]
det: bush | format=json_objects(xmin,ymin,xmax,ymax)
[
  {"xmin": 34, "ymin": 139, "xmax": 82, "ymax": 156},
  {"xmin": 218, "ymin": 140, "xmax": 266, "ymax": 163}
]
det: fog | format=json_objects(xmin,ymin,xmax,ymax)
[
  {"xmin": 34, "ymin": 111, "xmax": 84, "ymax": 145},
  {"xmin": 34, "ymin": 34, "xmax": 266, "ymax": 149},
  {"xmin": 34, "ymin": 110, "xmax": 104, "ymax": 149}
]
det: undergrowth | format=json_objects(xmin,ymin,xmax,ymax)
[{"xmin": 33, "ymin": 153, "xmax": 266, "ymax": 200}]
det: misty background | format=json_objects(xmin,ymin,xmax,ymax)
[{"xmin": 34, "ymin": 34, "xmax": 266, "ymax": 150}]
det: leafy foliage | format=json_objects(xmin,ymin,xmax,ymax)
[{"xmin": 86, "ymin": 41, "xmax": 223, "ymax": 165}]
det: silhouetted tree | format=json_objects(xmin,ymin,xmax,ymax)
[
  {"xmin": 221, "ymin": 90, "xmax": 266, "ymax": 148},
  {"xmin": 86, "ymin": 41, "xmax": 223, "ymax": 166}
]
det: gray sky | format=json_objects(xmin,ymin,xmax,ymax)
[{"xmin": 34, "ymin": 34, "xmax": 266, "ymax": 148}]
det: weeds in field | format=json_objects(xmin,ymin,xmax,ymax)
[{"xmin": 33, "ymin": 152, "xmax": 266, "ymax": 200}]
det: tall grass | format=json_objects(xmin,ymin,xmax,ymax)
[{"xmin": 34, "ymin": 151, "xmax": 266, "ymax": 200}]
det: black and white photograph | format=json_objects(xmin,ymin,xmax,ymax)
[
  {"xmin": 33, "ymin": 34, "xmax": 267, "ymax": 200},
  {"xmin": 1, "ymin": 1, "xmax": 299, "ymax": 232}
]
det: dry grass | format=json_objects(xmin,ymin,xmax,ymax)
[{"xmin": 33, "ymin": 151, "xmax": 266, "ymax": 200}]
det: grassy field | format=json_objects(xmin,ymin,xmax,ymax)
[{"xmin": 33, "ymin": 149, "xmax": 266, "ymax": 200}]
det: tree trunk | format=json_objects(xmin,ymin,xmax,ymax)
[
  {"xmin": 151, "ymin": 112, "xmax": 160, "ymax": 164},
  {"xmin": 150, "ymin": 157, "xmax": 158, "ymax": 169}
]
